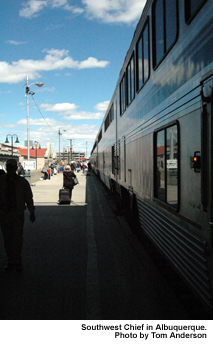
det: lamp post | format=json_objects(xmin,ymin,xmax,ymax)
[
  {"xmin": 58, "ymin": 128, "xmax": 66, "ymax": 165},
  {"xmin": 32, "ymin": 141, "xmax": 39, "ymax": 169},
  {"xmin": 25, "ymin": 76, "xmax": 43, "ymax": 161},
  {"xmin": 67, "ymin": 139, "xmax": 73, "ymax": 163},
  {"xmin": 5, "ymin": 134, "xmax": 20, "ymax": 158}
]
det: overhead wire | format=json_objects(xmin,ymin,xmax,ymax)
[
  {"xmin": 30, "ymin": 94, "xmax": 67, "ymax": 147},
  {"xmin": 30, "ymin": 94, "xmax": 92, "ymax": 151}
]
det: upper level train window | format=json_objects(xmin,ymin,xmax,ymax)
[
  {"xmin": 154, "ymin": 122, "xmax": 179, "ymax": 210},
  {"xmin": 136, "ymin": 19, "xmax": 150, "ymax": 92},
  {"xmin": 105, "ymin": 103, "xmax": 114, "ymax": 132},
  {"xmin": 120, "ymin": 74, "xmax": 126, "ymax": 116},
  {"xmin": 127, "ymin": 54, "xmax": 135, "ymax": 106},
  {"xmin": 152, "ymin": 0, "xmax": 178, "ymax": 68},
  {"xmin": 98, "ymin": 129, "xmax": 102, "ymax": 143},
  {"xmin": 185, "ymin": 0, "xmax": 207, "ymax": 23}
]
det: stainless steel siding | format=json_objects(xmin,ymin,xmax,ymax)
[{"xmin": 136, "ymin": 196, "xmax": 212, "ymax": 306}]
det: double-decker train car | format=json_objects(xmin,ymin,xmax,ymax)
[{"xmin": 90, "ymin": 0, "xmax": 213, "ymax": 309}]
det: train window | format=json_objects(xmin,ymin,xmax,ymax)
[
  {"xmin": 105, "ymin": 103, "xmax": 114, "ymax": 132},
  {"xmin": 185, "ymin": 0, "xmax": 207, "ymax": 23},
  {"xmin": 98, "ymin": 129, "xmax": 102, "ymax": 143},
  {"xmin": 127, "ymin": 54, "xmax": 135, "ymax": 105},
  {"xmin": 136, "ymin": 19, "xmax": 150, "ymax": 91},
  {"xmin": 165, "ymin": 1, "xmax": 177, "ymax": 50},
  {"xmin": 120, "ymin": 74, "xmax": 126, "ymax": 116},
  {"xmin": 110, "ymin": 103, "xmax": 114, "ymax": 122},
  {"xmin": 154, "ymin": 123, "xmax": 179, "ymax": 209},
  {"xmin": 152, "ymin": 0, "xmax": 178, "ymax": 68},
  {"xmin": 154, "ymin": 0, "xmax": 164, "ymax": 67}
]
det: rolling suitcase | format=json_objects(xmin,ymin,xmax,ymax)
[{"xmin": 59, "ymin": 188, "xmax": 70, "ymax": 204}]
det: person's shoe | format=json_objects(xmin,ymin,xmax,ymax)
[
  {"xmin": 16, "ymin": 264, "xmax": 23, "ymax": 271},
  {"xmin": 4, "ymin": 264, "xmax": 15, "ymax": 271}
]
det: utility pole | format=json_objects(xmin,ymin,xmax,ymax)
[
  {"xmin": 67, "ymin": 139, "xmax": 72, "ymax": 163},
  {"xmin": 58, "ymin": 128, "xmax": 62, "ymax": 164}
]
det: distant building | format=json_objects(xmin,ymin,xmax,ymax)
[
  {"xmin": 53, "ymin": 150, "xmax": 85, "ymax": 164},
  {"xmin": 0, "ymin": 142, "xmax": 53, "ymax": 170},
  {"xmin": 0, "ymin": 144, "xmax": 19, "ymax": 169},
  {"xmin": 18, "ymin": 142, "xmax": 53, "ymax": 169}
]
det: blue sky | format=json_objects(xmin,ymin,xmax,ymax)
[{"xmin": 0, "ymin": 0, "xmax": 146, "ymax": 156}]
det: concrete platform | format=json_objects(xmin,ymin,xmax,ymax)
[
  {"xmin": 0, "ymin": 171, "xmax": 193, "ymax": 320},
  {"xmin": 32, "ymin": 171, "xmax": 86, "ymax": 206}
]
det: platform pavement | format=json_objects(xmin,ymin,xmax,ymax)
[
  {"xmin": 0, "ymin": 170, "xmax": 196, "ymax": 320},
  {"xmin": 31, "ymin": 170, "xmax": 87, "ymax": 206}
]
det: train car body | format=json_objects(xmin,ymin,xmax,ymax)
[{"xmin": 90, "ymin": 0, "xmax": 213, "ymax": 309}]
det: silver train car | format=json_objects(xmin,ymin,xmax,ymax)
[{"xmin": 90, "ymin": 0, "xmax": 213, "ymax": 309}]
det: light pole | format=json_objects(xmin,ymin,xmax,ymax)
[
  {"xmin": 5, "ymin": 134, "xmax": 20, "ymax": 158},
  {"xmin": 67, "ymin": 139, "xmax": 73, "ymax": 163},
  {"xmin": 32, "ymin": 141, "xmax": 39, "ymax": 169},
  {"xmin": 58, "ymin": 128, "xmax": 62, "ymax": 164},
  {"xmin": 58, "ymin": 128, "xmax": 66, "ymax": 164},
  {"xmin": 25, "ymin": 76, "xmax": 43, "ymax": 161}
]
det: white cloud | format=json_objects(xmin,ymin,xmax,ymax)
[
  {"xmin": 19, "ymin": 0, "xmax": 145, "ymax": 24},
  {"xmin": 95, "ymin": 100, "xmax": 110, "ymax": 112},
  {"xmin": 82, "ymin": 0, "xmax": 146, "ymax": 24},
  {"xmin": 0, "ymin": 49, "xmax": 109, "ymax": 84},
  {"xmin": 78, "ymin": 57, "xmax": 109, "ymax": 69},
  {"xmin": 19, "ymin": 0, "xmax": 84, "ymax": 18},
  {"xmin": 51, "ymin": 0, "xmax": 67, "ymax": 7},
  {"xmin": 16, "ymin": 117, "xmax": 98, "ymax": 149},
  {"xmin": 6, "ymin": 40, "xmax": 27, "ymax": 45},
  {"xmin": 19, "ymin": 0, "xmax": 48, "ymax": 18},
  {"xmin": 41, "ymin": 102, "xmax": 78, "ymax": 114},
  {"xmin": 17, "ymin": 117, "xmax": 57, "ymax": 126},
  {"xmin": 63, "ymin": 112, "xmax": 103, "ymax": 120},
  {"xmin": 41, "ymin": 101, "xmax": 107, "ymax": 120}
]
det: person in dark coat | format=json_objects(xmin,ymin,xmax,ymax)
[
  {"xmin": 17, "ymin": 162, "xmax": 25, "ymax": 176},
  {"xmin": 0, "ymin": 159, "xmax": 35, "ymax": 271},
  {"xmin": 63, "ymin": 165, "xmax": 76, "ymax": 200}
]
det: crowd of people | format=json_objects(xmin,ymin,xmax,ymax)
[{"xmin": 41, "ymin": 161, "xmax": 89, "ymax": 180}]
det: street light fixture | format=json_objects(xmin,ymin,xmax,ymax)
[
  {"xmin": 25, "ymin": 76, "xmax": 44, "ymax": 161},
  {"xmin": 4, "ymin": 134, "xmax": 20, "ymax": 158}
]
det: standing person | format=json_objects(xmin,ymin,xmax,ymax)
[
  {"xmin": 42, "ymin": 165, "xmax": 48, "ymax": 180},
  {"xmin": 17, "ymin": 162, "xmax": 25, "ymax": 176},
  {"xmin": 47, "ymin": 166, "xmax": 51, "ymax": 180},
  {"xmin": 0, "ymin": 159, "xmax": 35, "ymax": 271},
  {"xmin": 63, "ymin": 165, "xmax": 76, "ymax": 200},
  {"xmin": 83, "ymin": 163, "xmax": 87, "ymax": 173},
  {"xmin": 50, "ymin": 163, "xmax": 54, "ymax": 176}
]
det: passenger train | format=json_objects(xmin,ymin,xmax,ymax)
[{"xmin": 90, "ymin": 0, "xmax": 213, "ymax": 309}]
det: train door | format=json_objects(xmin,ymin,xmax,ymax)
[
  {"xmin": 201, "ymin": 75, "xmax": 213, "ymax": 280},
  {"xmin": 103, "ymin": 151, "xmax": 105, "ymax": 173},
  {"xmin": 121, "ymin": 135, "xmax": 126, "ymax": 183},
  {"xmin": 117, "ymin": 139, "xmax": 121, "ymax": 180},
  {"xmin": 112, "ymin": 140, "xmax": 120, "ymax": 182}
]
